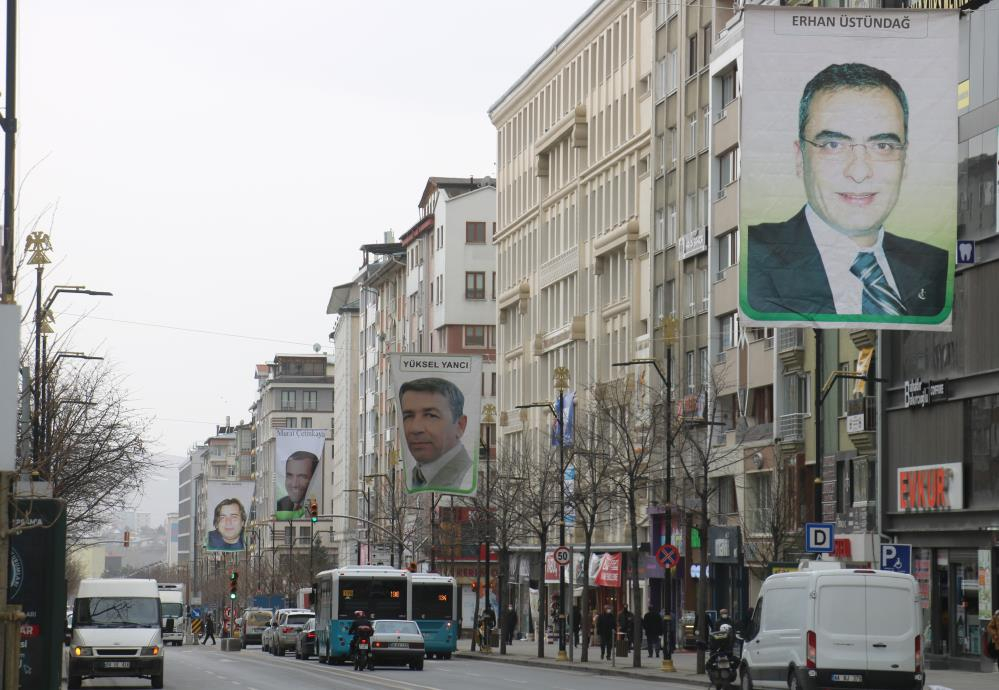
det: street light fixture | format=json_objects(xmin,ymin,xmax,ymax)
[
  {"xmin": 613, "ymin": 351, "xmax": 677, "ymax": 672},
  {"xmin": 515, "ymin": 365, "xmax": 571, "ymax": 662}
]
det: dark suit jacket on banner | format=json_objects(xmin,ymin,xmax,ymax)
[{"xmin": 747, "ymin": 207, "xmax": 948, "ymax": 317}]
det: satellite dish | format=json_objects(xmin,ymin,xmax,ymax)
[{"xmin": 313, "ymin": 343, "xmax": 321, "ymax": 353}]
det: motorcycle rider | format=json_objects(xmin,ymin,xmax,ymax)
[{"xmin": 348, "ymin": 609, "xmax": 374, "ymax": 667}]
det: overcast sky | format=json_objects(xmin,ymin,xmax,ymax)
[{"xmin": 14, "ymin": 0, "xmax": 594, "ymax": 505}]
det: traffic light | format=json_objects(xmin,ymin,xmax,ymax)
[
  {"xmin": 123, "ymin": 531, "xmax": 130, "ymax": 548},
  {"xmin": 229, "ymin": 571, "xmax": 239, "ymax": 600},
  {"xmin": 309, "ymin": 498, "xmax": 319, "ymax": 523},
  {"xmin": 470, "ymin": 581, "xmax": 478, "ymax": 592}
]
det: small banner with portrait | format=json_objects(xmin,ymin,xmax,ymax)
[
  {"xmin": 389, "ymin": 353, "xmax": 483, "ymax": 496},
  {"xmin": 274, "ymin": 428, "xmax": 325, "ymax": 520},
  {"xmin": 205, "ymin": 480, "xmax": 254, "ymax": 552},
  {"xmin": 739, "ymin": 6, "xmax": 957, "ymax": 330}
]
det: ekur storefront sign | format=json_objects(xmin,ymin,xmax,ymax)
[{"xmin": 897, "ymin": 462, "xmax": 963, "ymax": 512}]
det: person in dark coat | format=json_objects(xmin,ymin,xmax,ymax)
[
  {"xmin": 201, "ymin": 613, "xmax": 216, "ymax": 645},
  {"xmin": 642, "ymin": 605, "xmax": 664, "ymax": 658},
  {"xmin": 618, "ymin": 606, "xmax": 634, "ymax": 652},
  {"xmin": 502, "ymin": 604, "xmax": 518, "ymax": 645},
  {"xmin": 572, "ymin": 604, "xmax": 581, "ymax": 646},
  {"xmin": 596, "ymin": 605, "xmax": 616, "ymax": 660}
]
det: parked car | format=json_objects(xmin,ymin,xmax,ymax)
[
  {"xmin": 260, "ymin": 613, "xmax": 277, "ymax": 653},
  {"xmin": 740, "ymin": 564, "xmax": 924, "ymax": 690},
  {"xmin": 294, "ymin": 617, "xmax": 317, "ymax": 660},
  {"xmin": 368, "ymin": 619, "xmax": 425, "ymax": 671},
  {"xmin": 268, "ymin": 608, "xmax": 314, "ymax": 656},
  {"xmin": 241, "ymin": 608, "xmax": 273, "ymax": 648}
]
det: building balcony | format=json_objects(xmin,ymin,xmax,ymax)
[
  {"xmin": 777, "ymin": 413, "xmax": 806, "ymax": 454},
  {"xmin": 846, "ymin": 396, "xmax": 877, "ymax": 455},
  {"xmin": 778, "ymin": 328, "xmax": 805, "ymax": 372}
]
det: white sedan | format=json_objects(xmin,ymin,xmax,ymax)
[{"xmin": 369, "ymin": 620, "xmax": 425, "ymax": 671}]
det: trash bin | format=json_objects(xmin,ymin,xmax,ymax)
[{"xmin": 615, "ymin": 632, "xmax": 629, "ymax": 658}]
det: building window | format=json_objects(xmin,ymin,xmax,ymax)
[
  {"xmin": 286, "ymin": 417, "xmax": 297, "ymax": 429},
  {"xmin": 668, "ymin": 126, "xmax": 677, "ymax": 163},
  {"xmin": 464, "ymin": 325, "xmax": 486, "ymax": 347},
  {"xmin": 782, "ymin": 373, "xmax": 810, "ymax": 415},
  {"xmin": 465, "ymin": 272, "xmax": 486, "ymax": 300},
  {"xmin": 720, "ymin": 68, "xmax": 737, "ymax": 107},
  {"xmin": 717, "ymin": 229, "xmax": 739, "ymax": 272},
  {"xmin": 280, "ymin": 390, "xmax": 296, "ymax": 411},
  {"xmin": 703, "ymin": 23, "xmax": 712, "ymax": 65},
  {"xmin": 719, "ymin": 312, "xmax": 738, "ymax": 350},
  {"xmin": 686, "ymin": 114, "xmax": 697, "ymax": 156},
  {"xmin": 301, "ymin": 417, "xmax": 313, "ymax": 429},
  {"xmin": 718, "ymin": 147, "xmax": 739, "ymax": 188},
  {"xmin": 303, "ymin": 390, "xmax": 318, "ymax": 411},
  {"xmin": 687, "ymin": 34, "xmax": 698, "ymax": 76},
  {"xmin": 667, "ymin": 204, "xmax": 677, "ymax": 244},
  {"xmin": 685, "ymin": 350, "xmax": 695, "ymax": 393},
  {"xmin": 466, "ymin": 221, "xmax": 487, "ymax": 244},
  {"xmin": 698, "ymin": 347, "xmax": 709, "ymax": 387}
]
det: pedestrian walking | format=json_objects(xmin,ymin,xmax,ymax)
[
  {"xmin": 502, "ymin": 604, "xmax": 518, "ymax": 645},
  {"xmin": 201, "ymin": 613, "xmax": 216, "ymax": 645},
  {"xmin": 596, "ymin": 605, "xmax": 616, "ymax": 660},
  {"xmin": 619, "ymin": 606, "xmax": 634, "ymax": 652},
  {"xmin": 642, "ymin": 605, "xmax": 664, "ymax": 658},
  {"xmin": 987, "ymin": 610, "xmax": 999, "ymax": 669}
]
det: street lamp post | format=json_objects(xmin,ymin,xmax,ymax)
[
  {"xmin": 613, "ymin": 350, "xmax": 676, "ymax": 672},
  {"xmin": 517, "ymin": 367, "xmax": 571, "ymax": 662},
  {"xmin": 480, "ymin": 404, "xmax": 496, "ymax": 652}
]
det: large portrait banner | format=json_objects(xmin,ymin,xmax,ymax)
[
  {"xmin": 389, "ymin": 353, "xmax": 482, "ymax": 496},
  {"xmin": 205, "ymin": 480, "xmax": 254, "ymax": 552},
  {"xmin": 739, "ymin": 7, "xmax": 958, "ymax": 330},
  {"xmin": 274, "ymin": 428, "xmax": 325, "ymax": 520}
]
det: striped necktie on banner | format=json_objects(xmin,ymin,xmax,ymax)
[
  {"xmin": 850, "ymin": 251, "xmax": 906, "ymax": 316},
  {"xmin": 412, "ymin": 466, "xmax": 426, "ymax": 487}
]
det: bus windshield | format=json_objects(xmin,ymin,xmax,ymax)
[
  {"xmin": 74, "ymin": 597, "xmax": 160, "ymax": 628},
  {"xmin": 337, "ymin": 578, "xmax": 407, "ymax": 620},
  {"xmin": 413, "ymin": 583, "xmax": 453, "ymax": 620}
]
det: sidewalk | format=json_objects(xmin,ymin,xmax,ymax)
[{"xmin": 455, "ymin": 639, "xmax": 995, "ymax": 689}]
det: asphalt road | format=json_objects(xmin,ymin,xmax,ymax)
[{"xmin": 64, "ymin": 643, "xmax": 707, "ymax": 689}]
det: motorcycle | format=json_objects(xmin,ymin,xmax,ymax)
[
  {"xmin": 352, "ymin": 624, "xmax": 374, "ymax": 671},
  {"xmin": 700, "ymin": 625, "xmax": 741, "ymax": 690}
]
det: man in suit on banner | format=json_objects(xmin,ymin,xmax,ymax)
[
  {"xmin": 401, "ymin": 377, "xmax": 474, "ymax": 493},
  {"xmin": 748, "ymin": 62, "xmax": 947, "ymax": 318}
]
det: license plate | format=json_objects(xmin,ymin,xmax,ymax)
[
  {"xmin": 831, "ymin": 674, "xmax": 862, "ymax": 683},
  {"xmin": 358, "ymin": 642, "xmax": 369, "ymax": 649},
  {"xmin": 717, "ymin": 660, "xmax": 729, "ymax": 669},
  {"xmin": 103, "ymin": 661, "xmax": 131, "ymax": 669},
  {"xmin": 390, "ymin": 642, "xmax": 409, "ymax": 648}
]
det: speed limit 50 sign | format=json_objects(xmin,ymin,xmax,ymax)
[{"xmin": 552, "ymin": 546, "xmax": 570, "ymax": 566}]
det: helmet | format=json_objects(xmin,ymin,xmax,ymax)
[
  {"xmin": 354, "ymin": 610, "xmax": 366, "ymax": 618},
  {"xmin": 719, "ymin": 623, "xmax": 732, "ymax": 634}
]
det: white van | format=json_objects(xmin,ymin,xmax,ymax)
[
  {"xmin": 740, "ymin": 567, "xmax": 923, "ymax": 690},
  {"xmin": 67, "ymin": 578, "xmax": 165, "ymax": 689}
]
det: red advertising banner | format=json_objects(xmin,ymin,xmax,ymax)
[{"xmin": 594, "ymin": 553, "xmax": 622, "ymax": 588}]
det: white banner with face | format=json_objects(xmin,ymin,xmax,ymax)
[
  {"xmin": 739, "ymin": 7, "xmax": 957, "ymax": 331},
  {"xmin": 389, "ymin": 353, "xmax": 482, "ymax": 496},
  {"xmin": 274, "ymin": 428, "xmax": 325, "ymax": 519},
  {"xmin": 205, "ymin": 480, "xmax": 254, "ymax": 552}
]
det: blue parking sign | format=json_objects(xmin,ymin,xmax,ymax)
[
  {"xmin": 879, "ymin": 543, "xmax": 912, "ymax": 574},
  {"xmin": 805, "ymin": 523, "xmax": 834, "ymax": 553}
]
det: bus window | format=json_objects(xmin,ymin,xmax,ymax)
[{"xmin": 413, "ymin": 585, "xmax": 453, "ymax": 620}]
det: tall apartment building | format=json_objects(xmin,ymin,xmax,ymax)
[
  {"xmin": 327, "ymin": 281, "xmax": 361, "ymax": 566},
  {"xmin": 249, "ymin": 354, "xmax": 334, "ymax": 568},
  {"xmin": 177, "ymin": 447, "xmax": 203, "ymax": 581},
  {"xmin": 489, "ymin": 0, "xmax": 655, "ymax": 609}
]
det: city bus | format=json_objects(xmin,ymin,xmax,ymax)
[
  {"xmin": 411, "ymin": 573, "xmax": 460, "ymax": 658},
  {"xmin": 314, "ymin": 566, "xmax": 411, "ymax": 664}
]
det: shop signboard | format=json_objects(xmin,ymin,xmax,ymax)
[
  {"xmin": 979, "ymin": 550, "xmax": 992, "ymax": 620},
  {"xmin": 913, "ymin": 555, "xmax": 931, "ymax": 610},
  {"xmin": 897, "ymin": 462, "xmax": 963, "ymax": 512}
]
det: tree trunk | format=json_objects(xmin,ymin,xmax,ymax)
[
  {"xmin": 629, "ymin": 497, "xmax": 642, "ymax": 668},
  {"xmin": 695, "ymin": 494, "xmax": 710, "ymax": 674},
  {"xmin": 537, "ymin": 536, "xmax": 547, "ymax": 658},
  {"xmin": 580, "ymin": 541, "xmax": 592, "ymax": 662},
  {"xmin": 471, "ymin": 548, "xmax": 482, "ymax": 651},
  {"xmin": 498, "ymin": 548, "xmax": 507, "ymax": 655}
]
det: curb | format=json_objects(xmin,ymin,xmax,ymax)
[{"xmin": 453, "ymin": 651, "xmax": 710, "ymax": 687}]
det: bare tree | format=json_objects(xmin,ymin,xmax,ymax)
[
  {"xmin": 585, "ymin": 376, "xmax": 668, "ymax": 668},
  {"xmin": 739, "ymin": 447, "xmax": 803, "ymax": 584},
  {"xmin": 31, "ymin": 361, "xmax": 158, "ymax": 549},
  {"xmin": 671, "ymin": 367, "xmax": 742, "ymax": 674},
  {"xmin": 507, "ymin": 434, "xmax": 561, "ymax": 658},
  {"xmin": 489, "ymin": 448, "xmax": 529, "ymax": 654},
  {"xmin": 569, "ymin": 414, "xmax": 618, "ymax": 663}
]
